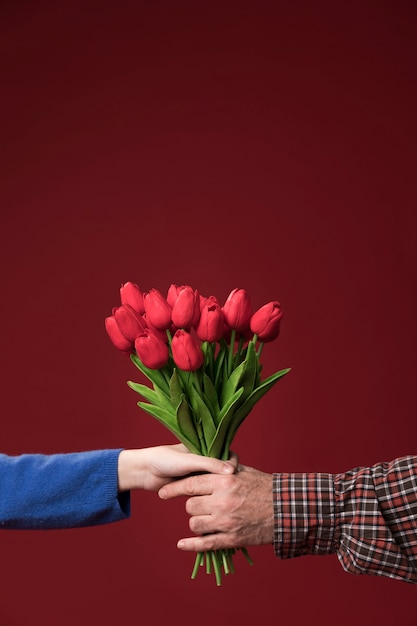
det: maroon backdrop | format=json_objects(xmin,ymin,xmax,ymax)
[{"xmin": 1, "ymin": 1, "xmax": 416, "ymax": 624}]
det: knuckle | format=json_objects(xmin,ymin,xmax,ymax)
[
  {"xmin": 185, "ymin": 498, "xmax": 194, "ymax": 514},
  {"xmin": 220, "ymin": 474, "xmax": 236, "ymax": 489},
  {"xmin": 189, "ymin": 517, "xmax": 198, "ymax": 533},
  {"xmin": 201, "ymin": 536, "xmax": 217, "ymax": 551},
  {"xmin": 184, "ymin": 476, "xmax": 197, "ymax": 495}
]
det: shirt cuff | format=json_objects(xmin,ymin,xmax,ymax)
[{"xmin": 273, "ymin": 472, "xmax": 336, "ymax": 559}]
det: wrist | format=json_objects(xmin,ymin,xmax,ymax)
[{"xmin": 117, "ymin": 450, "xmax": 147, "ymax": 491}]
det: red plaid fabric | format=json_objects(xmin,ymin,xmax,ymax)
[{"xmin": 273, "ymin": 455, "xmax": 417, "ymax": 583}]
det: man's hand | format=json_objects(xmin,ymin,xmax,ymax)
[{"xmin": 158, "ymin": 464, "xmax": 274, "ymax": 551}]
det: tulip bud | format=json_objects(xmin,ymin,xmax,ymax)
[
  {"xmin": 135, "ymin": 332, "xmax": 170, "ymax": 369},
  {"xmin": 171, "ymin": 330, "xmax": 204, "ymax": 371},
  {"xmin": 144, "ymin": 288, "xmax": 172, "ymax": 329},
  {"xmin": 112, "ymin": 304, "xmax": 146, "ymax": 342},
  {"xmin": 120, "ymin": 282, "xmax": 145, "ymax": 315},
  {"xmin": 171, "ymin": 285, "xmax": 201, "ymax": 330},
  {"xmin": 196, "ymin": 296, "xmax": 224, "ymax": 342},
  {"xmin": 250, "ymin": 301, "xmax": 283, "ymax": 342},
  {"xmin": 143, "ymin": 315, "xmax": 170, "ymax": 343},
  {"xmin": 222, "ymin": 288, "xmax": 252, "ymax": 333},
  {"xmin": 167, "ymin": 283, "xmax": 181, "ymax": 308},
  {"xmin": 105, "ymin": 316, "xmax": 134, "ymax": 352}
]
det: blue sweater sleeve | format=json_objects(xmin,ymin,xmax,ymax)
[{"xmin": 0, "ymin": 450, "xmax": 131, "ymax": 529}]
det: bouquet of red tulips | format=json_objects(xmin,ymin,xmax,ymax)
[{"xmin": 105, "ymin": 282, "xmax": 290, "ymax": 585}]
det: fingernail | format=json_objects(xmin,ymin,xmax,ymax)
[
  {"xmin": 177, "ymin": 540, "xmax": 185, "ymax": 549},
  {"xmin": 222, "ymin": 463, "xmax": 234, "ymax": 473}
]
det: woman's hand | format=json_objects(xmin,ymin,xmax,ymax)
[{"xmin": 117, "ymin": 444, "xmax": 238, "ymax": 492}]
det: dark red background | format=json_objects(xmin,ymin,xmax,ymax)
[{"xmin": 1, "ymin": 1, "xmax": 416, "ymax": 624}]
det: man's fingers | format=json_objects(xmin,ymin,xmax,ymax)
[
  {"xmin": 159, "ymin": 474, "xmax": 215, "ymax": 500},
  {"xmin": 177, "ymin": 534, "xmax": 236, "ymax": 552},
  {"xmin": 188, "ymin": 511, "xmax": 216, "ymax": 533},
  {"xmin": 176, "ymin": 536, "xmax": 209, "ymax": 552}
]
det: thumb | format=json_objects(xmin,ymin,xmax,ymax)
[{"xmin": 195, "ymin": 455, "xmax": 235, "ymax": 475}]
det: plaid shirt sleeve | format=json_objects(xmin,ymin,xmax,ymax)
[{"xmin": 273, "ymin": 455, "xmax": 417, "ymax": 583}]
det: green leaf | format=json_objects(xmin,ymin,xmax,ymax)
[
  {"xmin": 176, "ymin": 396, "xmax": 201, "ymax": 453},
  {"xmin": 219, "ymin": 341, "xmax": 258, "ymax": 407},
  {"xmin": 237, "ymin": 340, "xmax": 258, "ymax": 404},
  {"xmin": 169, "ymin": 369, "xmax": 183, "ymax": 405},
  {"xmin": 202, "ymin": 341, "xmax": 216, "ymax": 381},
  {"xmin": 127, "ymin": 380, "xmax": 157, "ymax": 401},
  {"xmin": 175, "ymin": 368, "xmax": 193, "ymax": 396},
  {"xmin": 202, "ymin": 373, "xmax": 220, "ymax": 422},
  {"xmin": 217, "ymin": 385, "xmax": 244, "ymax": 422},
  {"xmin": 251, "ymin": 367, "xmax": 291, "ymax": 403},
  {"xmin": 130, "ymin": 353, "xmax": 170, "ymax": 396},
  {"xmin": 137, "ymin": 401, "xmax": 199, "ymax": 453},
  {"xmin": 127, "ymin": 381, "xmax": 176, "ymax": 415},
  {"xmin": 256, "ymin": 362, "xmax": 263, "ymax": 387},
  {"xmin": 219, "ymin": 360, "xmax": 246, "ymax": 407},
  {"xmin": 187, "ymin": 384, "xmax": 217, "ymax": 450},
  {"xmin": 207, "ymin": 387, "xmax": 244, "ymax": 459},
  {"xmin": 154, "ymin": 384, "xmax": 176, "ymax": 408},
  {"xmin": 137, "ymin": 401, "xmax": 178, "ymax": 430},
  {"xmin": 233, "ymin": 343, "xmax": 247, "ymax": 368},
  {"xmin": 213, "ymin": 342, "xmax": 227, "ymax": 391}
]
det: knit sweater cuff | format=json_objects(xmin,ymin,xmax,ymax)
[{"xmin": 0, "ymin": 449, "xmax": 131, "ymax": 529}]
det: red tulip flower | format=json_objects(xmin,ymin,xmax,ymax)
[
  {"xmin": 171, "ymin": 329, "xmax": 204, "ymax": 371},
  {"xmin": 144, "ymin": 288, "xmax": 172, "ymax": 329},
  {"xmin": 135, "ymin": 332, "xmax": 170, "ymax": 369},
  {"xmin": 105, "ymin": 316, "xmax": 134, "ymax": 352},
  {"xmin": 222, "ymin": 288, "xmax": 252, "ymax": 333},
  {"xmin": 105, "ymin": 304, "xmax": 146, "ymax": 351},
  {"xmin": 196, "ymin": 296, "xmax": 224, "ymax": 342},
  {"xmin": 167, "ymin": 283, "xmax": 181, "ymax": 308},
  {"xmin": 143, "ymin": 316, "xmax": 170, "ymax": 343},
  {"xmin": 250, "ymin": 301, "xmax": 283, "ymax": 342},
  {"xmin": 112, "ymin": 304, "xmax": 146, "ymax": 342},
  {"xmin": 120, "ymin": 282, "xmax": 145, "ymax": 315},
  {"xmin": 171, "ymin": 285, "xmax": 201, "ymax": 330}
]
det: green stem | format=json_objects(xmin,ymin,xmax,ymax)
[
  {"xmin": 208, "ymin": 342, "xmax": 215, "ymax": 380},
  {"xmin": 206, "ymin": 551, "xmax": 212, "ymax": 574},
  {"xmin": 241, "ymin": 547, "xmax": 254, "ymax": 566},
  {"xmin": 214, "ymin": 341, "xmax": 227, "ymax": 391},
  {"xmin": 227, "ymin": 329, "xmax": 236, "ymax": 377},
  {"xmin": 211, "ymin": 551, "xmax": 222, "ymax": 586},
  {"xmin": 191, "ymin": 552, "xmax": 204, "ymax": 579},
  {"xmin": 221, "ymin": 550, "xmax": 230, "ymax": 575},
  {"xmin": 192, "ymin": 369, "xmax": 203, "ymax": 396}
]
